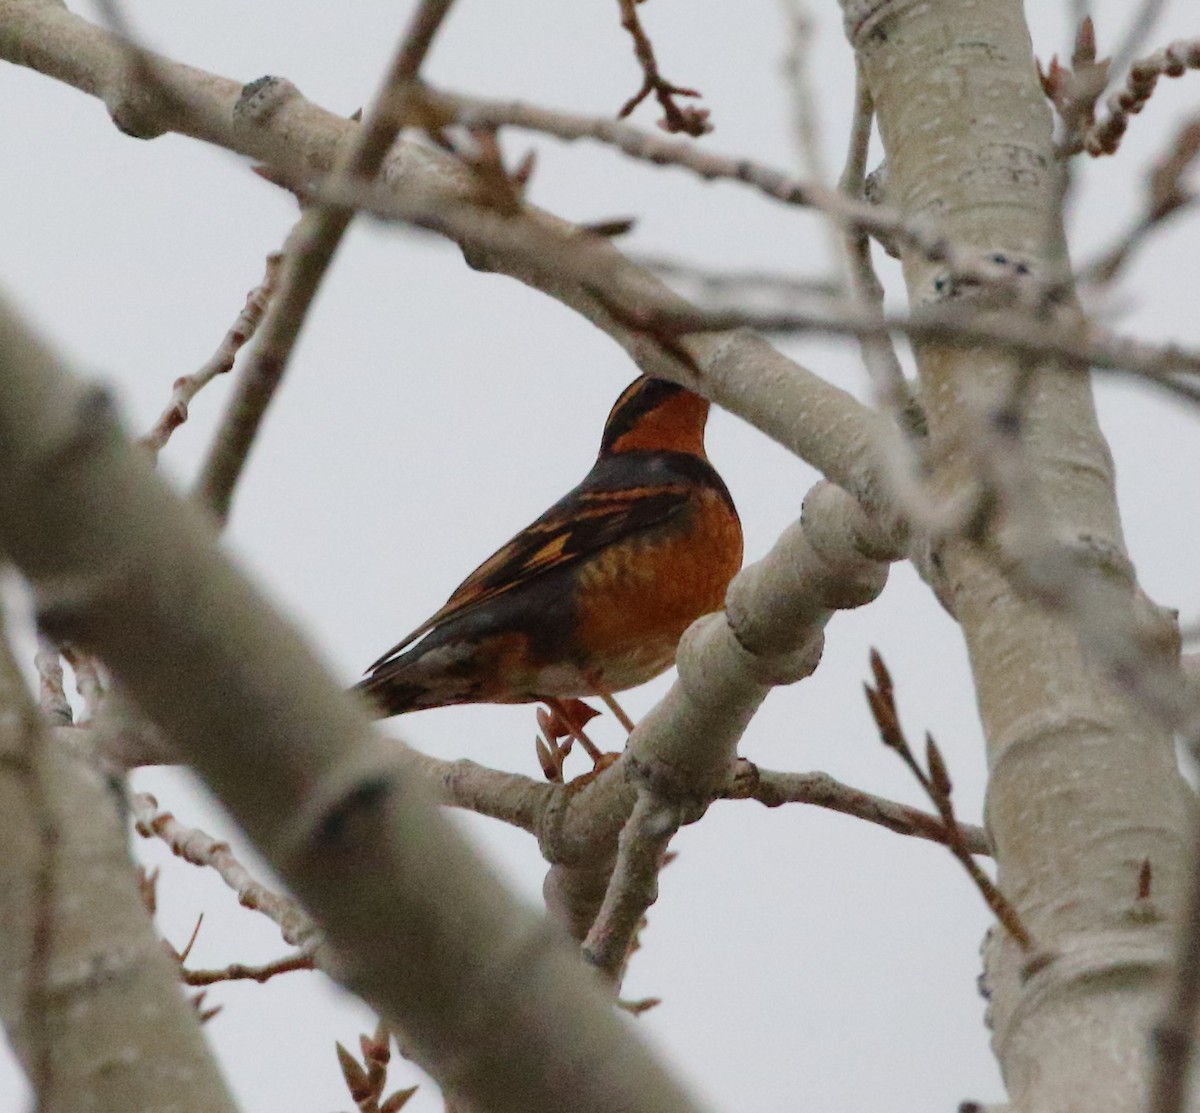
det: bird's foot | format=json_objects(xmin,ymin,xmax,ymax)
[
  {"xmin": 536, "ymin": 698, "xmax": 618, "ymax": 781},
  {"xmin": 564, "ymin": 750, "xmax": 622, "ymax": 793}
]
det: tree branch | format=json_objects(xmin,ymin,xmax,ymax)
[
  {"xmin": 0, "ymin": 290, "xmax": 709, "ymax": 1113},
  {"xmin": 726, "ymin": 764, "xmax": 990, "ymax": 856},
  {"xmin": 195, "ymin": 0, "xmax": 459, "ymax": 522},
  {"xmin": 0, "ymin": 606, "xmax": 240, "ymax": 1113},
  {"xmin": 535, "ymin": 480, "xmax": 896, "ymax": 948},
  {"xmin": 130, "ymin": 791, "xmax": 321, "ymax": 952},
  {"xmin": 0, "ymin": 2, "xmax": 905, "ymax": 514},
  {"xmin": 845, "ymin": 5, "xmax": 1193, "ymax": 1113},
  {"xmin": 1087, "ymin": 37, "xmax": 1200, "ymax": 156},
  {"xmin": 141, "ymin": 244, "xmax": 284, "ymax": 456}
]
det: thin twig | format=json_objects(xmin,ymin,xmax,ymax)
[
  {"xmin": 403, "ymin": 748, "xmax": 556, "ymax": 832},
  {"xmin": 195, "ymin": 0, "xmax": 459, "ymax": 523},
  {"xmin": 625, "ymin": 298, "xmax": 1200, "ymax": 399},
  {"xmin": 1107, "ymin": 0, "xmax": 1169, "ymax": 80},
  {"xmin": 130, "ymin": 792, "xmax": 319, "ymax": 951},
  {"xmin": 1087, "ymin": 37, "xmax": 1200, "ymax": 157},
  {"xmin": 777, "ymin": 0, "xmax": 841, "ymax": 274},
  {"xmin": 182, "ymin": 951, "xmax": 315, "ymax": 986},
  {"xmin": 408, "ymin": 745, "xmax": 992, "ymax": 858},
  {"xmin": 1081, "ymin": 114, "xmax": 1200, "ymax": 284},
  {"xmin": 724, "ymin": 762, "xmax": 991, "ymax": 856},
  {"xmin": 439, "ymin": 87, "xmax": 1066, "ymax": 300},
  {"xmin": 778, "ymin": 0, "xmax": 830, "ymax": 184},
  {"xmin": 633, "ymin": 255, "xmax": 841, "ymax": 303},
  {"xmin": 831, "ymin": 71, "xmax": 941, "ymax": 526},
  {"xmin": 614, "ymin": 0, "xmax": 710, "ymax": 136},
  {"xmin": 864, "ymin": 650, "xmax": 1032, "ymax": 950},
  {"xmin": 288, "ymin": 161, "xmax": 1200, "ymax": 410},
  {"xmin": 835, "ymin": 70, "xmax": 912, "ymax": 421},
  {"xmin": 141, "ymin": 250, "xmax": 284, "ymax": 456}
]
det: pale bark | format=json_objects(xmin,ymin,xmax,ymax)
[
  {"xmin": 843, "ymin": 1, "xmax": 1195, "ymax": 1110},
  {"xmin": 0, "ymin": 0, "xmax": 898, "ymax": 516},
  {"xmin": 540, "ymin": 479, "xmax": 894, "ymax": 943},
  {"xmin": 0, "ymin": 297, "xmax": 707, "ymax": 1113},
  {"xmin": 4, "ymin": 3, "xmax": 1190, "ymax": 1110},
  {"xmin": 0, "ymin": 615, "xmax": 240, "ymax": 1113}
]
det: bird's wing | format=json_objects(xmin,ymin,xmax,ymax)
[{"xmin": 365, "ymin": 479, "xmax": 693, "ymax": 672}]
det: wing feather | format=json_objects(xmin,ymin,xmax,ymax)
[{"xmin": 366, "ymin": 479, "xmax": 692, "ymax": 673}]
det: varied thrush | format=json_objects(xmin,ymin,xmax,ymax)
[{"xmin": 356, "ymin": 376, "xmax": 743, "ymax": 735}]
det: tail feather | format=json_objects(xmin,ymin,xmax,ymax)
[{"xmin": 352, "ymin": 638, "xmax": 482, "ymax": 719}]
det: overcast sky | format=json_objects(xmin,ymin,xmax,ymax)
[{"xmin": 2, "ymin": 1, "xmax": 1199, "ymax": 1110}]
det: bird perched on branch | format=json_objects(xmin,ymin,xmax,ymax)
[{"xmin": 356, "ymin": 376, "xmax": 742, "ymax": 741}]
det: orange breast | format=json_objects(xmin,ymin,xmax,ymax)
[{"xmin": 571, "ymin": 488, "xmax": 743, "ymax": 692}]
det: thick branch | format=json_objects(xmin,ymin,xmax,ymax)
[
  {"xmin": 538, "ymin": 481, "xmax": 896, "ymax": 945},
  {"xmin": 0, "ymin": 295, "xmax": 707, "ymax": 1113},
  {"xmin": 0, "ymin": 1, "xmax": 895, "ymax": 510},
  {"xmin": 0, "ymin": 610, "xmax": 239, "ymax": 1113},
  {"xmin": 845, "ymin": 4, "xmax": 1193, "ymax": 1113}
]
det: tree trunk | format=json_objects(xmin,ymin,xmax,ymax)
[{"xmin": 844, "ymin": 1, "xmax": 1193, "ymax": 1109}]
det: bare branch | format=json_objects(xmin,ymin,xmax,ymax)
[
  {"xmin": 0, "ymin": 4, "xmax": 1075, "ymax": 518},
  {"xmin": 181, "ymin": 952, "xmax": 315, "ymax": 987},
  {"xmin": 1088, "ymin": 37, "xmax": 1200, "ymax": 156},
  {"xmin": 403, "ymin": 749, "xmax": 555, "ymax": 833},
  {"xmin": 0, "ymin": 289, "xmax": 709, "ymax": 1113},
  {"xmin": 439, "ymin": 87, "xmax": 1042, "ymax": 286},
  {"xmin": 1107, "ymin": 0, "xmax": 1169, "ymax": 79},
  {"xmin": 141, "ymin": 248, "xmax": 284, "ymax": 456},
  {"xmin": 195, "ymin": 0, "xmax": 459, "ymax": 522},
  {"xmin": 582, "ymin": 790, "xmax": 682, "ymax": 981},
  {"xmin": 864, "ymin": 651, "xmax": 1032, "ymax": 950},
  {"xmin": 834, "ymin": 68, "xmax": 921, "ymax": 472},
  {"xmin": 725, "ymin": 762, "xmax": 991, "ymax": 856},
  {"xmin": 778, "ymin": 0, "xmax": 842, "ymax": 273},
  {"xmin": 129, "ymin": 792, "xmax": 320, "ymax": 952},
  {"xmin": 1082, "ymin": 113, "xmax": 1200, "ymax": 284},
  {"xmin": 537, "ymin": 480, "xmax": 896, "ymax": 942},
  {"xmin": 633, "ymin": 255, "xmax": 841, "ymax": 306},
  {"xmin": 287, "ymin": 160, "xmax": 1200, "ymax": 413},
  {"xmin": 0, "ymin": 607, "xmax": 239, "ymax": 1113},
  {"xmin": 614, "ymin": 0, "xmax": 710, "ymax": 135}
]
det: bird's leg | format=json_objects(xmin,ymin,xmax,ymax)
[
  {"xmin": 534, "ymin": 707, "xmax": 569, "ymax": 782},
  {"xmin": 589, "ymin": 679, "xmax": 636, "ymax": 735}
]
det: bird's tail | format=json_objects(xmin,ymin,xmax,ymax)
[{"xmin": 352, "ymin": 638, "xmax": 481, "ymax": 719}]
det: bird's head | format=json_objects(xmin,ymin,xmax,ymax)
[{"xmin": 598, "ymin": 377, "xmax": 711, "ymax": 458}]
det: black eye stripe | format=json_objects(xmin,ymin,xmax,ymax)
[{"xmin": 600, "ymin": 378, "xmax": 686, "ymax": 451}]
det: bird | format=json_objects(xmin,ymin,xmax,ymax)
[{"xmin": 355, "ymin": 375, "xmax": 743, "ymax": 742}]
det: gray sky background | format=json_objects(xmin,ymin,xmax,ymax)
[{"xmin": 2, "ymin": 1, "xmax": 1198, "ymax": 1110}]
